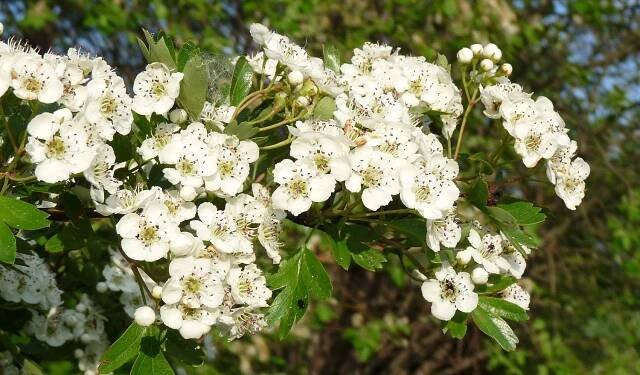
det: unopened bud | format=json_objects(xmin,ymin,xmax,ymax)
[
  {"xmin": 500, "ymin": 63, "xmax": 513, "ymax": 76},
  {"xmin": 299, "ymin": 80, "xmax": 318, "ymax": 97},
  {"xmin": 471, "ymin": 267, "xmax": 489, "ymax": 284},
  {"xmin": 169, "ymin": 108, "xmax": 188, "ymax": 124},
  {"xmin": 74, "ymin": 349, "xmax": 84, "ymax": 359},
  {"xmin": 152, "ymin": 285, "xmax": 163, "ymax": 299},
  {"xmin": 0, "ymin": 23, "xmax": 4, "ymax": 36},
  {"xmin": 456, "ymin": 251, "xmax": 471, "ymax": 265},
  {"xmin": 480, "ymin": 59, "xmax": 494, "ymax": 72},
  {"xmin": 470, "ymin": 43, "xmax": 483, "ymax": 56},
  {"xmin": 75, "ymin": 303, "xmax": 87, "ymax": 313},
  {"xmin": 456, "ymin": 48, "xmax": 473, "ymax": 64},
  {"xmin": 295, "ymin": 96, "xmax": 311, "ymax": 107},
  {"xmin": 287, "ymin": 70, "xmax": 304, "ymax": 86},
  {"xmin": 273, "ymin": 91, "xmax": 288, "ymax": 110},
  {"xmin": 483, "ymin": 43, "xmax": 502, "ymax": 62},
  {"xmin": 96, "ymin": 282, "xmax": 108, "ymax": 293},
  {"xmin": 134, "ymin": 306, "xmax": 156, "ymax": 327},
  {"xmin": 180, "ymin": 186, "xmax": 197, "ymax": 201}
]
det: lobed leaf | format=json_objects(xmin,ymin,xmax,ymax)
[{"xmin": 0, "ymin": 196, "xmax": 50, "ymax": 230}]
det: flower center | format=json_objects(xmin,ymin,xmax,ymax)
[
  {"xmin": 313, "ymin": 153, "xmax": 330, "ymax": 173},
  {"xmin": 361, "ymin": 166, "xmax": 381, "ymax": 187},
  {"xmin": 138, "ymin": 225, "xmax": 159, "ymax": 246},
  {"xmin": 440, "ymin": 278, "xmax": 458, "ymax": 301},
  {"xmin": 287, "ymin": 179, "xmax": 308, "ymax": 198},
  {"xmin": 46, "ymin": 137, "xmax": 66, "ymax": 159},
  {"xmin": 238, "ymin": 280, "xmax": 252, "ymax": 295},
  {"xmin": 176, "ymin": 159, "xmax": 196, "ymax": 176},
  {"xmin": 416, "ymin": 185, "xmax": 431, "ymax": 201},
  {"xmin": 525, "ymin": 135, "xmax": 541, "ymax": 151},
  {"xmin": 151, "ymin": 81, "xmax": 166, "ymax": 97},
  {"xmin": 183, "ymin": 276, "xmax": 202, "ymax": 294},
  {"xmin": 218, "ymin": 160, "xmax": 234, "ymax": 177},
  {"xmin": 100, "ymin": 96, "xmax": 117, "ymax": 116},
  {"xmin": 164, "ymin": 199, "xmax": 179, "ymax": 215},
  {"xmin": 24, "ymin": 77, "xmax": 42, "ymax": 93},
  {"xmin": 409, "ymin": 80, "xmax": 424, "ymax": 95}
]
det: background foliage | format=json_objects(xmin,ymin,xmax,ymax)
[{"xmin": 1, "ymin": 0, "xmax": 638, "ymax": 373}]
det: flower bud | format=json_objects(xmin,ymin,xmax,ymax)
[
  {"xmin": 470, "ymin": 43, "xmax": 483, "ymax": 56},
  {"xmin": 483, "ymin": 43, "xmax": 502, "ymax": 62},
  {"xmin": 75, "ymin": 303, "xmax": 87, "ymax": 312},
  {"xmin": 152, "ymin": 285, "xmax": 163, "ymax": 299},
  {"xmin": 169, "ymin": 108, "xmax": 188, "ymax": 124},
  {"xmin": 273, "ymin": 91, "xmax": 288, "ymax": 110},
  {"xmin": 287, "ymin": 70, "xmax": 304, "ymax": 86},
  {"xmin": 480, "ymin": 59, "xmax": 494, "ymax": 72},
  {"xmin": 500, "ymin": 63, "xmax": 513, "ymax": 76},
  {"xmin": 80, "ymin": 333, "xmax": 93, "ymax": 344},
  {"xmin": 74, "ymin": 349, "xmax": 84, "ymax": 359},
  {"xmin": 295, "ymin": 96, "xmax": 311, "ymax": 107},
  {"xmin": 134, "ymin": 306, "xmax": 156, "ymax": 327},
  {"xmin": 96, "ymin": 282, "xmax": 108, "ymax": 293},
  {"xmin": 471, "ymin": 267, "xmax": 489, "ymax": 284},
  {"xmin": 456, "ymin": 251, "xmax": 471, "ymax": 265},
  {"xmin": 456, "ymin": 48, "xmax": 474, "ymax": 64},
  {"xmin": 180, "ymin": 186, "xmax": 197, "ymax": 201},
  {"xmin": 299, "ymin": 80, "xmax": 318, "ymax": 97},
  {"xmin": 0, "ymin": 23, "xmax": 4, "ymax": 36}
]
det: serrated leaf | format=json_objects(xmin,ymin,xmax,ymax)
[
  {"xmin": 131, "ymin": 335, "xmax": 174, "ymax": 375},
  {"xmin": 313, "ymin": 96, "xmax": 336, "ymax": 120},
  {"xmin": 178, "ymin": 55, "xmax": 208, "ymax": 120},
  {"xmin": 0, "ymin": 222, "xmax": 16, "ymax": 264},
  {"xmin": 330, "ymin": 238, "xmax": 351, "ymax": 270},
  {"xmin": 467, "ymin": 178, "xmax": 488, "ymax": 208},
  {"xmin": 385, "ymin": 218, "xmax": 427, "ymax": 247},
  {"xmin": 472, "ymin": 306, "xmax": 519, "ymax": 351},
  {"xmin": 0, "ymin": 196, "xmax": 50, "ymax": 230},
  {"xmin": 486, "ymin": 206, "xmax": 517, "ymax": 225},
  {"xmin": 177, "ymin": 41, "xmax": 198, "ymax": 71},
  {"xmin": 352, "ymin": 249, "xmax": 387, "ymax": 271},
  {"xmin": 301, "ymin": 248, "xmax": 332, "ymax": 299},
  {"xmin": 444, "ymin": 312, "xmax": 467, "ymax": 339},
  {"xmin": 497, "ymin": 201, "xmax": 546, "ymax": 225},
  {"xmin": 229, "ymin": 56, "xmax": 254, "ymax": 106},
  {"xmin": 98, "ymin": 323, "xmax": 147, "ymax": 373},
  {"xmin": 322, "ymin": 44, "xmax": 341, "ymax": 73},
  {"xmin": 137, "ymin": 37, "xmax": 151, "ymax": 62},
  {"xmin": 478, "ymin": 296, "xmax": 528, "ymax": 322},
  {"xmin": 149, "ymin": 37, "xmax": 177, "ymax": 70}
]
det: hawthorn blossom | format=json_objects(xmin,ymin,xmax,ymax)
[
  {"xmin": 160, "ymin": 301, "xmax": 219, "ymax": 339},
  {"xmin": 227, "ymin": 264, "xmax": 272, "ymax": 307},
  {"xmin": 501, "ymin": 284, "xmax": 531, "ymax": 310},
  {"xmin": 345, "ymin": 148, "xmax": 400, "ymax": 211},
  {"xmin": 161, "ymin": 257, "xmax": 228, "ymax": 308},
  {"xmin": 11, "ymin": 54, "xmax": 63, "ymax": 103},
  {"xmin": 421, "ymin": 263, "xmax": 478, "ymax": 321},
  {"xmin": 271, "ymin": 158, "xmax": 336, "ymax": 215},
  {"xmin": 426, "ymin": 209, "xmax": 461, "ymax": 252},
  {"xmin": 554, "ymin": 157, "xmax": 590, "ymax": 210},
  {"xmin": 132, "ymin": 62, "xmax": 183, "ymax": 116},
  {"xmin": 457, "ymin": 229, "xmax": 510, "ymax": 274}
]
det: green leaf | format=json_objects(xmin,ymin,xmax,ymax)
[
  {"xmin": 385, "ymin": 218, "xmax": 427, "ymax": 247},
  {"xmin": 330, "ymin": 238, "xmax": 351, "ymax": 270},
  {"xmin": 164, "ymin": 330, "xmax": 204, "ymax": 367},
  {"xmin": 322, "ymin": 44, "xmax": 341, "ymax": 73},
  {"xmin": 301, "ymin": 248, "xmax": 332, "ymax": 299},
  {"xmin": 478, "ymin": 297, "xmax": 529, "ymax": 322},
  {"xmin": 0, "ymin": 222, "xmax": 16, "ymax": 263},
  {"xmin": 467, "ymin": 178, "xmax": 488, "ymax": 208},
  {"xmin": 137, "ymin": 37, "xmax": 151, "ymax": 62},
  {"xmin": 131, "ymin": 335, "xmax": 175, "ymax": 375},
  {"xmin": 313, "ymin": 96, "xmax": 336, "ymax": 120},
  {"xmin": 177, "ymin": 41, "xmax": 198, "ymax": 71},
  {"xmin": 497, "ymin": 201, "xmax": 546, "ymax": 225},
  {"xmin": 223, "ymin": 121, "xmax": 259, "ymax": 140},
  {"xmin": 352, "ymin": 249, "xmax": 387, "ymax": 271},
  {"xmin": 44, "ymin": 234, "xmax": 64, "ymax": 253},
  {"xmin": 22, "ymin": 359, "xmax": 44, "ymax": 375},
  {"xmin": 486, "ymin": 206, "xmax": 517, "ymax": 225},
  {"xmin": 0, "ymin": 196, "xmax": 50, "ymax": 230},
  {"xmin": 178, "ymin": 55, "xmax": 208, "ymax": 120},
  {"xmin": 501, "ymin": 225, "xmax": 539, "ymax": 249},
  {"xmin": 98, "ymin": 323, "xmax": 147, "ymax": 373},
  {"xmin": 149, "ymin": 37, "xmax": 177, "ymax": 70},
  {"xmin": 435, "ymin": 53, "xmax": 451, "ymax": 73},
  {"xmin": 481, "ymin": 275, "xmax": 517, "ymax": 293},
  {"xmin": 229, "ymin": 56, "xmax": 254, "ymax": 106},
  {"xmin": 472, "ymin": 306, "xmax": 519, "ymax": 351},
  {"xmin": 267, "ymin": 247, "xmax": 332, "ymax": 338},
  {"xmin": 444, "ymin": 312, "xmax": 468, "ymax": 339}
]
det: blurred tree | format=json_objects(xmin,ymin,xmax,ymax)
[{"xmin": 1, "ymin": 0, "xmax": 639, "ymax": 373}]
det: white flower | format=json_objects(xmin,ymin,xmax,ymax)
[
  {"xmin": 400, "ymin": 155, "xmax": 459, "ymax": 219},
  {"xmin": 27, "ymin": 309, "xmax": 79, "ymax": 347},
  {"xmin": 189, "ymin": 202, "xmax": 252, "ymax": 255},
  {"xmin": 457, "ymin": 229, "xmax": 510, "ymax": 274},
  {"xmin": 218, "ymin": 307, "xmax": 267, "ymax": 339},
  {"xmin": 25, "ymin": 109, "xmax": 94, "ymax": 183},
  {"xmin": 132, "ymin": 62, "xmax": 183, "ymax": 116},
  {"xmin": 160, "ymin": 302, "xmax": 219, "ymax": 339},
  {"xmin": 162, "ymin": 124, "xmax": 216, "ymax": 190},
  {"xmin": 204, "ymin": 133, "xmax": 258, "ymax": 196},
  {"xmin": 479, "ymin": 81, "xmax": 529, "ymax": 119},
  {"xmin": 421, "ymin": 263, "xmax": 478, "ymax": 321},
  {"xmin": 426, "ymin": 209, "xmax": 461, "ymax": 252},
  {"xmin": 554, "ymin": 157, "xmax": 590, "ymax": 210},
  {"xmin": 162, "ymin": 257, "xmax": 228, "ymax": 308},
  {"xmin": 227, "ymin": 264, "xmax": 272, "ymax": 307},
  {"xmin": 290, "ymin": 132, "xmax": 351, "ymax": 181},
  {"xmin": 271, "ymin": 158, "xmax": 336, "ymax": 215},
  {"xmin": 85, "ymin": 75, "xmax": 133, "ymax": 138},
  {"xmin": 245, "ymin": 52, "xmax": 278, "ymax": 80},
  {"xmin": 137, "ymin": 122, "xmax": 181, "ymax": 162},
  {"xmin": 345, "ymin": 148, "xmax": 400, "ymax": 211},
  {"xmin": 500, "ymin": 234, "xmax": 529, "ymax": 278},
  {"xmin": 11, "ymin": 54, "xmax": 63, "ymax": 103},
  {"xmin": 134, "ymin": 306, "xmax": 156, "ymax": 326},
  {"xmin": 84, "ymin": 144, "xmax": 122, "ymax": 200},
  {"xmin": 156, "ymin": 189, "xmax": 197, "ymax": 224},
  {"xmin": 501, "ymin": 284, "xmax": 530, "ymax": 310},
  {"xmin": 200, "ymin": 103, "xmax": 237, "ymax": 130},
  {"xmin": 101, "ymin": 265, "xmax": 138, "ymax": 293},
  {"xmin": 95, "ymin": 186, "xmax": 159, "ymax": 216},
  {"xmin": 116, "ymin": 201, "xmax": 180, "ymax": 261}
]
